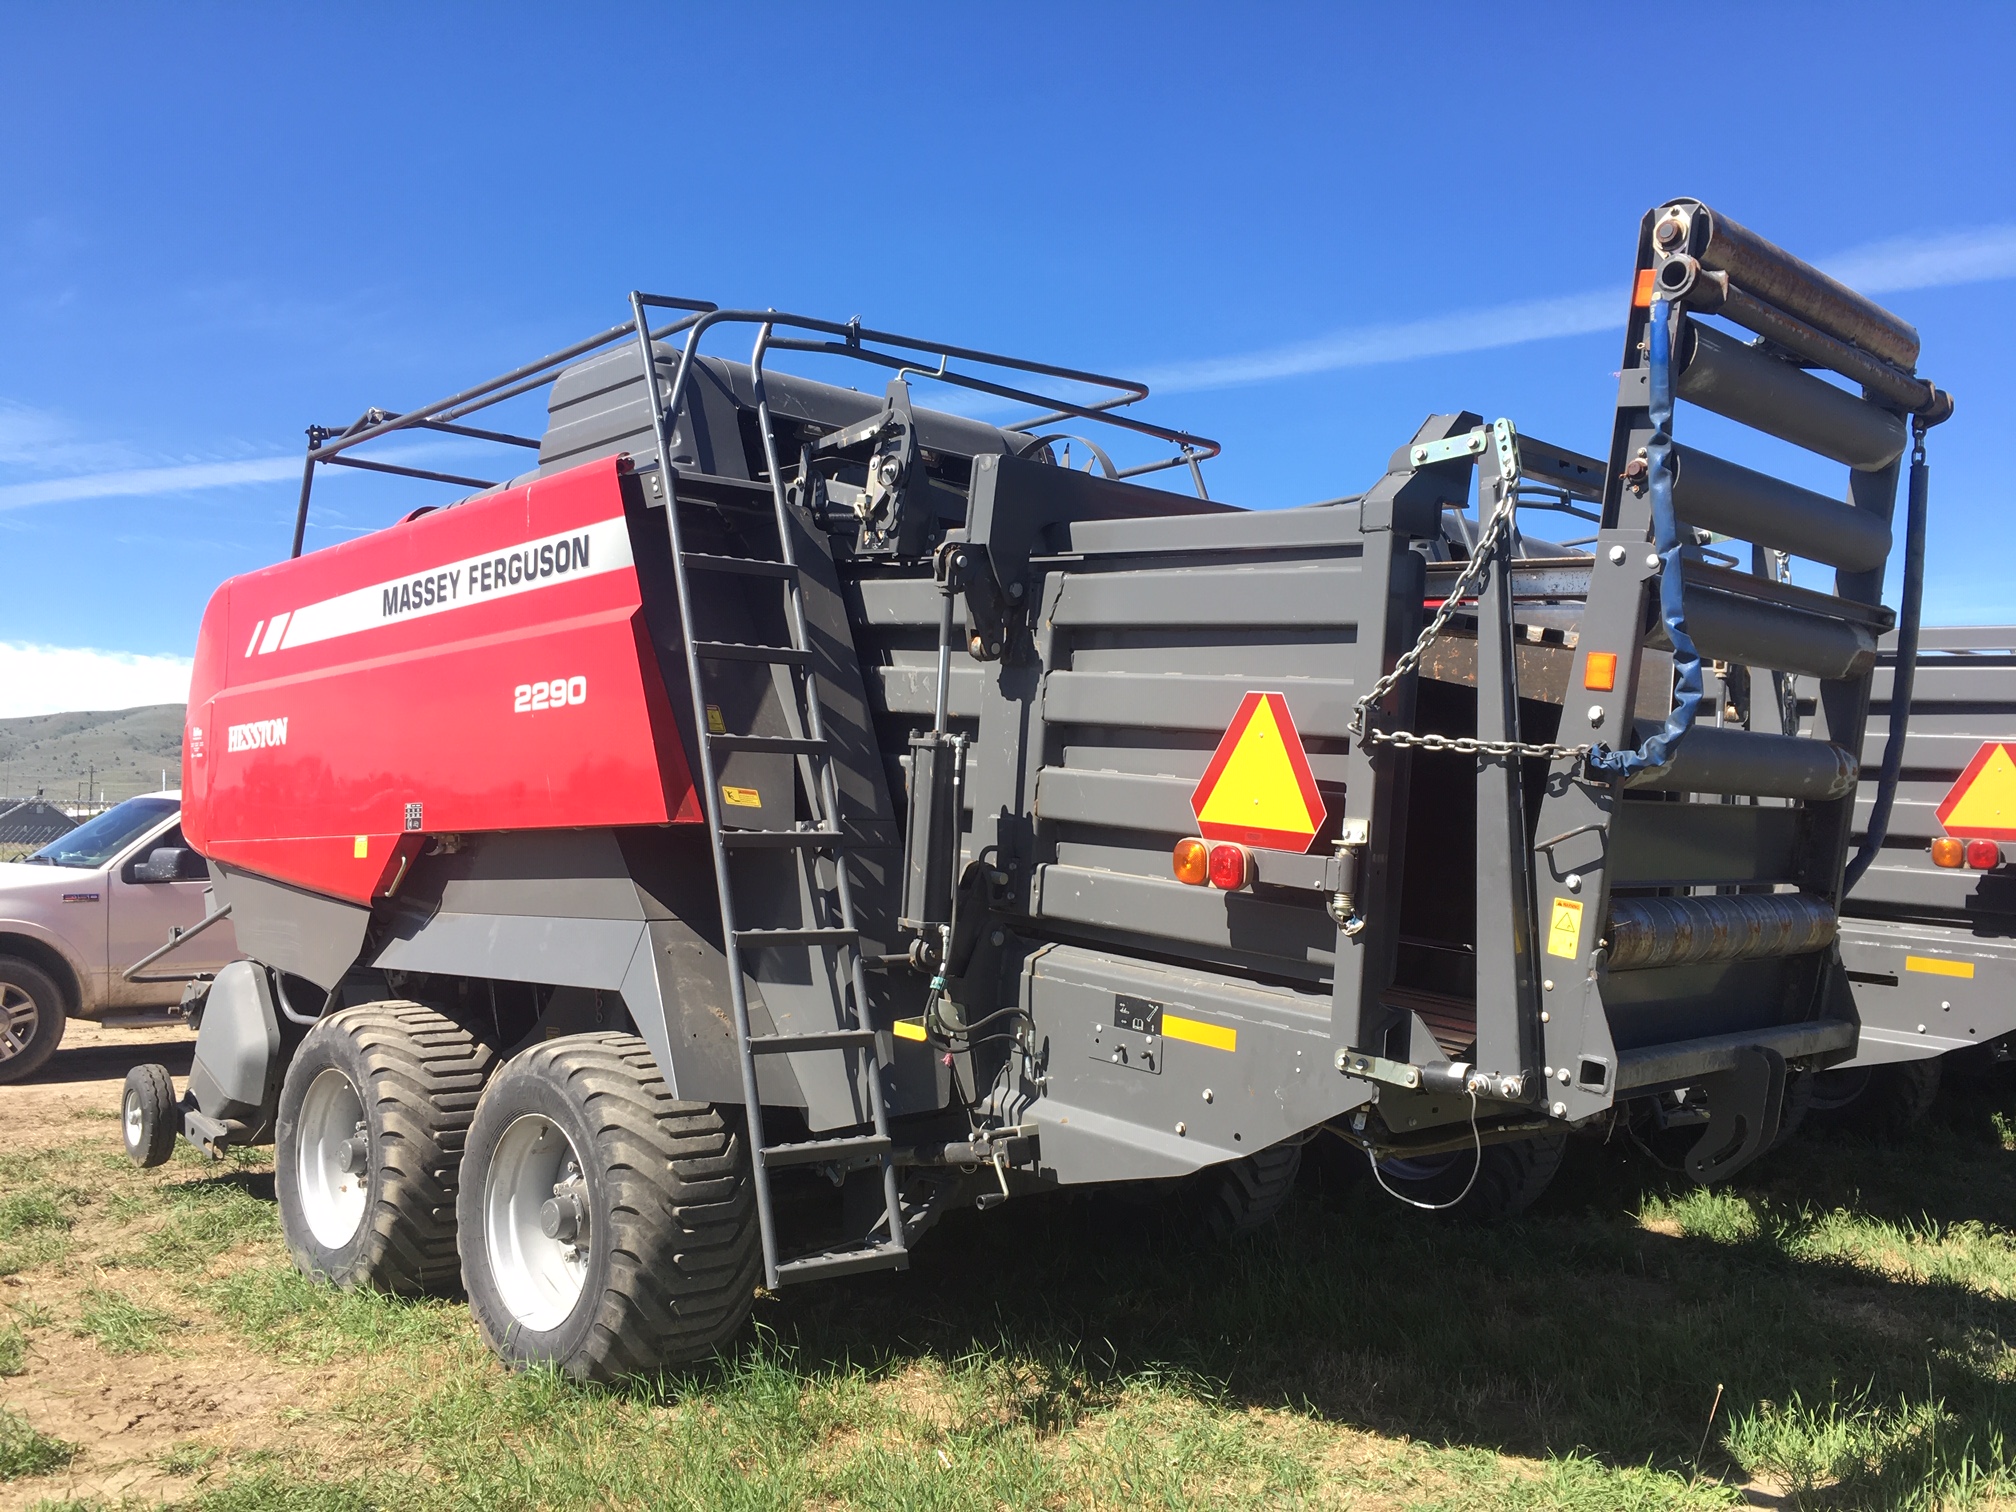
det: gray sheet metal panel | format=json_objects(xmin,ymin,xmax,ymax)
[
  {"xmin": 209, "ymin": 862, "xmax": 372, "ymax": 992},
  {"xmin": 1050, "ymin": 501, "xmax": 1367, "ymax": 557},
  {"xmin": 873, "ymin": 665, "xmax": 985, "ymax": 720},
  {"xmin": 1600, "ymin": 955, "xmax": 1831, "ymax": 1054},
  {"xmin": 1037, "ymin": 769, "xmax": 1195, "ymax": 835},
  {"xmin": 1061, "ymin": 637, "xmax": 1355, "ymax": 678},
  {"xmin": 1020, "ymin": 942, "xmax": 1367, "ymax": 1184},
  {"xmin": 1049, "ymin": 564, "xmax": 1363, "ymax": 629},
  {"xmin": 1836, "ymin": 917, "xmax": 2016, "ymax": 1066},
  {"xmin": 1031, "ymin": 864, "xmax": 1335, "ymax": 980},
  {"xmin": 1844, "ymin": 862, "xmax": 2016, "ymax": 917},
  {"xmin": 1042, "ymin": 672, "xmax": 1358, "ymax": 737}
]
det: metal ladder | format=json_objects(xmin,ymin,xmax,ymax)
[{"xmin": 628, "ymin": 293, "xmax": 908, "ymax": 1288}]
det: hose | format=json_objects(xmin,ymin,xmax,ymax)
[
  {"xmin": 1588, "ymin": 299, "xmax": 1705, "ymax": 779},
  {"xmin": 1843, "ymin": 422, "xmax": 1930, "ymax": 892}
]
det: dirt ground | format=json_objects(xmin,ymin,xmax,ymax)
[{"xmin": 4, "ymin": 1018, "xmax": 194, "ymax": 1151}]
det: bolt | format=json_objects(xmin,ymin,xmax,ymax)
[
  {"xmin": 990, "ymin": 641, "xmax": 1003, "ymax": 655},
  {"xmin": 1942, "ymin": 1000, "xmax": 1952, "ymax": 1011},
  {"xmin": 1544, "ymin": 1066, "xmax": 1554, "ymax": 1078},
  {"xmin": 1540, "ymin": 1009, "xmax": 1551, "ymax": 1023},
  {"xmin": 1201, "ymin": 1088, "xmax": 1214, "ymax": 1103},
  {"xmin": 970, "ymin": 635, "xmax": 984, "ymax": 654},
  {"xmin": 1587, "ymin": 705, "xmax": 1606, "ymax": 727},
  {"xmin": 1646, "ymin": 553, "xmax": 1660, "ymax": 570},
  {"xmin": 989, "ymin": 929, "xmax": 1005, "ymax": 946},
  {"xmin": 1334, "ymin": 1049, "xmax": 1350, "ymax": 1070},
  {"xmin": 877, "ymin": 455, "xmax": 903, "ymax": 487},
  {"xmin": 1174, "ymin": 1121, "xmax": 1187, "ymax": 1136},
  {"xmin": 1498, "ymin": 1075, "xmax": 1521, "ymax": 1099},
  {"xmin": 1542, "ymin": 979, "xmax": 1554, "ymax": 992},
  {"xmin": 1565, "ymin": 874, "xmax": 1582, "ymax": 894},
  {"xmin": 1008, "ymin": 582, "xmax": 1024, "ymax": 599},
  {"xmin": 1654, "ymin": 219, "xmax": 1684, "ymax": 249},
  {"xmin": 1608, "ymin": 545, "xmax": 1627, "ymax": 565},
  {"xmin": 1558, "ymin": 1067, "xmax": 1572, "ymax": 1084},
  {"xmin": 1111, "ymin": 1048, "xmax": 1123, "ymax": 1063},
  {"xmin": 1552, "ymin": 1101, "xmax": 1568, "ymax": 1118},
  {"xmin": 1621, "ymin": 457, "xmax": 1649, "ymax": 486},
  {"xmin": 1918, "ymin": 1024, "xmax": 1928, "ymax": 1034}
]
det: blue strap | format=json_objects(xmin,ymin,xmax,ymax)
[{"xmin": 1588, "ymin": 298, "xmax": 1704, "ymax": 778}]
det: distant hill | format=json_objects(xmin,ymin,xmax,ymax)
[{"xmin": 0, "ymin": 704, "xmax": 185, "ymax": 806}]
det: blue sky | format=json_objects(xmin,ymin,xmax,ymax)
[{"xmin": 2, "ymin": 2, "xmax": 2012, "ymax": 715}]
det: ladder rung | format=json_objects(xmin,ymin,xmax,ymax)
[
  {"xmin": 734, "ymin": 926, "xmax": 859, "ymax": 948},
  {"xmin": 773, "ymin": 1241, "xmax": 909, "ymax": 1285},
  {"xmin": 694, "ymin": 640, "xmax": 811, "ymax": 667},
  {"xmin": 761, "ymin": 1133, "xmax": 891, "ymax": 1169},
  {"xmin": 684, "ymin": 552, "xmax": 795, "ymax": 579},
  {"xmin": 711, "ymin": 733, "xmax": 825, "ymax": 755},
  {"xmin": 749, "ymin": 1029, "xmax": 879, "ymax": 1054},
  {"xmin": 722, "ymin": 828, "xmax": 847, "ymax": 849}
]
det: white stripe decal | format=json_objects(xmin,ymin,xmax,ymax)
[
  {"xmin": 244, "ymin": 619, "xmax": 266, "ymax": 657},
  {"xmin": 258, "ymin": 515, "xmax": 634, "ymax": 656}
]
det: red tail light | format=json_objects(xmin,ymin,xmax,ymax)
[
  {"xmin": 1172, "ymin": 838, "xmax": 1208, "ymax": 886},
  {"xmin": 1932, "ymin": 837, "xmax": 1965, "ymax": 868},
  {"xmin": 1966, "ymin": 839, "xmax": 2002, "ymax": 870},
  {"xmin": 1207, "ymin": 843, "xmax": 1249, "ymax": 890}
]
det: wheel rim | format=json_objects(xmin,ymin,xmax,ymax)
[
  {"xmin": 123, "ymin": 1086, "xmax": 146, "ymax": 1152},
  {"xmin": 1379, "ymin": 1151, "xmax": 1464, "ymax": 1184},
  {"xmin": 484, "ymin": 1114, "xmax": 591, "ymax": 1334},
  {"xmin": 296, "ymin": 1067, "xmax": 370, "ymax": 1249},
  {"xmin": 0, "ymin": 984, "xmax": 38, "ymax": 1062}
]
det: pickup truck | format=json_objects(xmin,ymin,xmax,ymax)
[{"xmin": 0, "ymin": 792, "xmax": 240, "ymax": 1082}]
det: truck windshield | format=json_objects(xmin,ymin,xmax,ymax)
[{"xmin": 24, "ymin": 796, "xmax": 179, "ymax": 869}]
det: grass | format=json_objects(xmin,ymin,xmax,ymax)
[
  {"xmin": 8, "ymin": 1069, "xmax": 2016, "ymax": 1507},
  {"xmin": 0, "ymin": 1406, "xmax": 78, "ymax": 1481}
]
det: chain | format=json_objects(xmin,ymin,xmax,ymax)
[{"xmin": 1349, "ymin": 419, "xmax": 1593, "ymax": 764}]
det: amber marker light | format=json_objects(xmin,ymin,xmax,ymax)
[
  {"xmin": 1207, "ymin": 843, "xmax": 1250, "ymax": 890},
  {"xmin": 1172, "ymin": 837, "xmax": 1209, "ymax": 886},
  {"xmin": 1931, "ymin": 837, "xmax": 1965, "ymax": 868},
  {"xmin": 1966, "ymin": 839, "xmax": 2002, "ymax": 870},
  {"xmin": 1583, "ymin": 652, "xmax": 1618, "ymax": 692}
]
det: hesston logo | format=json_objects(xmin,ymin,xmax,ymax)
[{"xmin": 227, "ymin": 717, "xmax": 289, "ymax": 753}]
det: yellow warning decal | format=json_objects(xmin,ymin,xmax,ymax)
[
  {"xmin": 1162, "ymin": 1013, "xmax": 1236, "ymax": 1052},
  {"xmin": 1905, "ymin": 955, "xmax": 1976, "ymax": 979},
  {"xmin": 705, "ymin": 703, "xmax": 727, "ymax": 735},
  {"xmin": 353, "ymin": 836, "xmax": 369, "ymax": 859},
  {"xmin": 1937, "ymin": 741, "xmax": 2016, "ymax": 841},
  {"xmin": 722, "ymin": 785, "xmax": 762, "ymax": 808},
  {"xmin": 1547, "ymin": 897, "xmax": 1585, "ymax": 959},
  {"xmin": 892, "ymin": 1018, "xmax": 929, "ymax": 1042}
]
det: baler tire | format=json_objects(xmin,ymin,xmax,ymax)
[
  {"xmin": 1372, "ymin": 1131, "xmax": 1567, "ymax": 1223},
  {"xmin": 275, "ymin": 1001, "xmax": 495, "ymax": 1295},
  {"xmin": 1187, "ymin": 1140, "xmax": 1303, "ymax": 1242},
  {"xmin": 1809, "ymin": 1056, "xmax": 1942, "ymax": 1137},
  {"xmin": 457, "ymin": 1033, "xmax": 759, "ymax": 1382},
  {"xmin": 0, "ymin": 956, "xmax": 67, "ymax": 1085}
]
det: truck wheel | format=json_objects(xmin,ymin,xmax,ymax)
[
  {"xmin": 1370, "ymin": 1131, "xmax": 1566, "ymax": 1222},
  {"xmin": 457, "ymin": 1033, "xmax": 759, "ymax": 1382},
  {"xmin": 1187, "ymin": 1140, "xmax": 1303, "ymax": 1241},
  {"xmin": 275, "ymin": 1002, "xmax": 495, "ymax": 1294},
  {"xmin": 1809, "ymin": 1057, "xmax": 1942, "ymax": 1136},
  {"xmin": 0, "ymin": 957, "xmax": 67, "ymax": 1085},
  {"xmin": 122, "ymin": 1063, "xmax": 180, "ymax": 1168}
]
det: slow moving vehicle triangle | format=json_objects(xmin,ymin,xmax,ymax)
[
  {"xmin": 1937, "ymin": 741, "xmax": 2016, "ymax": 842},
  {"xmin": 1191, "ymin": 691, "xmax": 1327, "ymax": 852}
]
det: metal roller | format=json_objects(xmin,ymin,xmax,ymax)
[
  {"xmin": 1652, "ymin": 200, "xmax": 1920, "ymax": 371},
  {"xmin": 1675, "ymin": 586, "xmax": 1878, "ymax": 681},
  {"xmin": 1669, "ymin": 444, "xmax": 1891, "ymax": 573},
  {"xmin": 1676, "ymin": 322, "xmax": 1906, "ymax": 471},
  {"xmin": 1625, "ymin": 724, "xmax": 1859, "ymax": 800},
  {"xmin": 1605, "ymin": 892, "xmax": 1837, "ymax": 972}
]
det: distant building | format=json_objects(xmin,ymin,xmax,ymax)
[{"xmin": 0, "ymin": 798, "xmax": 77, "ymax": 851}]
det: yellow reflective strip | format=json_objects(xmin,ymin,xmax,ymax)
[
  {"xmin": 892, "ymin": 1018, "xmax": 928, "ymax": 1042},
  {"xmin": 1905, "ymin": 955, "xmax": 1975, "ymax": 979},
  {"xmin": 1162, "ymin": 1013, "xmax": 1236, "ymax": 1052},
  {"xmin": 353, "ymin": 836, "xmax": 369, "ymax": 858}
]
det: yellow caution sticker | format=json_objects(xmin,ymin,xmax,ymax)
[
  {"xmin": 1162, "ymin": 1013, "xmax": 1236, "ymax": 1052},
  {"xmin": 1905, "ymin": 955, "xmax": 1976, "ymax": 979},
  {"xmin": 892, "ymin": 1018, "xmax": 928, "ymax": 1042},
  {"xmin": 1547, "ymin": 897, "xmax": 1585, "ymax": 959},
  {"xmin": 722, "ymin": 785, "xmax": 762, "ymax": 808},
  {"xmin": 705, "ymin": 704, "xmax": 727, "ymax": 735},
  {"xmin": 353, "ymin": 835, "xmax": 369, "ymax": 859}
]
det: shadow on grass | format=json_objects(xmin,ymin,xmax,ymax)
[{"xmin": 614, "ymin": 1066, "xmax": 2016, "ymax": 1505}]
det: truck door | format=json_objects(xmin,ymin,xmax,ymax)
[{"xmin": 107, "ymin": 817, "xmax": 239, "ymax": 1009}]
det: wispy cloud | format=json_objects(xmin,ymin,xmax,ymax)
[
  {"xmin": 0, "ymin": 456, "xmax": 304, "ymax": 511},
  {"xmin": 1145, "ymin": 222, "xmax": 2016, "ymax": 395},
  {"xmin": 0, "ymin": 642, "xmax": 191, "ymax": 719}
]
